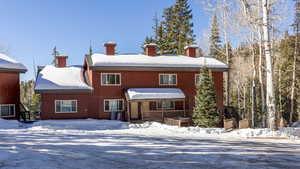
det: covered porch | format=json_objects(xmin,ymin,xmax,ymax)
[{"xmin": 125, "ymin": 88, "xmax": 187, "ymax": 122}]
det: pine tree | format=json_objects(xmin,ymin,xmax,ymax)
[
  {"xmin": 209, "ymin": 14, "xmax": 223, "ymax": 61},
  {"xmin": 143, "ymin": 0, "xmax": 195, "ymax": 55},
  {"xmin": 193, "ymin": 67, "xmax": 219, "ymax": 127},
  {"xmin": 172, "ymin": 0, "xmax": 195, "ymax": 55},
  {"xmin": 161, "ymin": 6, "xmax": 176, "ymax": 54},
  {"xmin": 141, "ymin": 36, "xmax": 156, "ymax": 54}
]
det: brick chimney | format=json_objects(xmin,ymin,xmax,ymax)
[
  {"xmin": 55, "ymin": 56, "xmax": 68, "ymax": 67},
  {"xmin": 144, "ymin": 43, "xmax": 157, "ymax": 56},
  {"xmin": 104, "ymin": 42, "xmax": 116, "ymax": 55},
  {"xmin": 184, "ymin": 45, "xmax": 198, "ymax": 58}
]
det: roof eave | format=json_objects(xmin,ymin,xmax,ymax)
[
  {"xmin": 89, "ymin": 66, "xmax": 229, "ymax": 72},
  {"xmin": 34, "ymin": 88, "xmax": 93, "ymax": 94},
  {"xmin": 0, "ymin": 68, "xmax": 27, "ymax": 73}
]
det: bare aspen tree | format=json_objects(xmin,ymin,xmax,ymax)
[
  {"xmin": 262, "ymin": 0, "xmax": 277, "ymax": 129},
  {"xmin": 257, "ymin": 0, "xmax": 267, "ymax": 127},
  {"xmin": 290, "ymin": 0, "xmax": 300, "ymax": 124}
]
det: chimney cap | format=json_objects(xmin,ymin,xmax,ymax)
[
  {"xmin": 184, "ymin": 44, "xmax": 198, "ymax": 50},
  {"xmin": 143, "ymin": 43, "xmax": 157, "ymax": 48},
  {"xmin": 104, "ymin": 42, "xmax": 117, "ymax": 46}
]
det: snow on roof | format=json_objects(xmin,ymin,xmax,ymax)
[
  {"xmin": 0, "ymin": 53, "xmax": 27, "ymax": 72},
  {"xmin": 35, "ymin": 65, "xmax": 92, "ymax": 92},
  {"xmin": 126, "ymin": 88, "xmax": 185, "ymax": 100},
  {"xmin": 184, "ymin": 44, "xmax": 198, "ymax": 49},
  {"xmin": 90, "ymin": 54, "xmax": 228, "ymax": 69}
]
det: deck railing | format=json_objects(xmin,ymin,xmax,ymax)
[{"xmin": 142, "ymin": 110, "xmax": 185, "ymax": 122}]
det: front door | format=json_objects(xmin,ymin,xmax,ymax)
[{"xmin": 131, "ymin": 102, "xmax": 139, "ymax": 120}]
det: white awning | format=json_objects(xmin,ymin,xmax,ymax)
[{"xmin": 126, "ymin": 88, "xmax": 185, "ymax": 101}]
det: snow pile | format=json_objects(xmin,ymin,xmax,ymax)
[
  {"xmin": 292, "ymin": 121, "xmax": 300, "ymax": 127},
  {"xmin": 0, "ymin": 118, "xmax": 20, "ymax": 129},
  {"xmin": 30, "ymin": 119, "xmax": 128, "ymax": 131},
  {"xmin": 0, "ymin": 53, "xmax": 26, "ymax": 71},
  {"xmin": 129, "ymin": 121, "xmax": 300, "ymax": 138},
  {"xmin": 127, "ymin": 88, "xmax": 185, "ymax": 100},
  {"xmin": 91, "ymin": 54, "xmax": 228, "ymax": 69},
  {"xmin": 35, "ymin": 65, "xmax": 92, "ymax": 91}
]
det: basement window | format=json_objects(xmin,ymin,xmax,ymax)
[
  {"xmin": 55, "ymin": 100, "xmax": 77, "ymax": 113},
  {"xmin": 0, "ymin": 104, "xmax": 15, "ymax": 117}
]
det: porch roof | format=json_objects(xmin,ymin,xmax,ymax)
[{"xmin": 126, "ymin": 88, "xmax": 185, "ymax": 101}]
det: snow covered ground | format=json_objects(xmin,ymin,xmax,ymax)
[{"xmin": 0, "ymin": 119, "xmax": 300, "ymax": 169}]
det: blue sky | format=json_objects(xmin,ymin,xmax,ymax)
[
  {"xmin": 0, "ymin": 0, "xmax": 210, "ymax": 80},
  {"xmin": 0, "ymin": 0, "xmax": 294, "ymax": 81}
]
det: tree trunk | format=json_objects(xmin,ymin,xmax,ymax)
[
  {"xmin": 257, "ymin": 0, "xmax": 266, "ymax": 127},
  {"xmin": 262, "ymin": 0, "xmax": 277, "ymax": 129},
  {"xmin": 223, "ymin": 0, "xmax": 230, "ymax": 106},
  {"xmin": 290, "ymin": 28, "xmax": 298, "ymax": 124},
  {"xmin": 278, "ymin": 66, "xmax": 283, "ymax": 123},
  {"xmin": 251, "ymin": 41, "xmax": 257, "ymax": 128}
]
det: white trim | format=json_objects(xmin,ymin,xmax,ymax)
[
  {"xmin": 101, "ymin": 73, "xmax": 121, "ymax": 86},
  {"xmin": 55, "ymin": 100, "xmax": 78, "ymax": 113},
  {"xmin": 159, "ymin": 74, "xmax": 177, "ymax": 86},
  {"xmin": 195, "ymin": 74, "xmax": 201, "ymax": 85},
  {"xmin": 0, "ymin": 104, "xmax": 15, "ymax": 117},
  {"xmin": 103, "ymin": 99, "xmax": 124, "ymax": 112}
]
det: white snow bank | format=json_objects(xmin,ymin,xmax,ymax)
[
  {"xmin": 0, "ymin": 118, "xmax": 20, "ymax": 129},
  {"xmin": 292, "ymin": 121, "xmax": 300, "ymax": 127},
  {"xmin": 91, "ymin": 54, "xmax": 228, "ymax": 69},
  {"xmin": 129, "ymin": 122, "xmax": 300, "ymax": 138},
  {"xmin": 0, "ymin": 53, "xmax": 26, "ymax": 71},
  {"xmin": 31, "ymin": 119, "xmax": 128, "ymax": 131},
  {"xmin": 1, "ymin": 119, "xmax": 299, "ymax": 139},
  {"xmin": 126, "ymin": 88, "xmax": 185, "ymax": 100},
  {"xmin": 35, "ymin": 65, "xmax": 92, "ymax": 91}
]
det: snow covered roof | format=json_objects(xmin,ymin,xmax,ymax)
[
  {"xmin": 126, "ymin": 88, "xmax": 185, "ymax": 101},
  {"xmin": 35, "ymin": 65, "xmax": 92, "ymax": 93},
  {"xmin": 88, "ymin": 54, "xmax": 228, "ymax": 71},
  {"xmin": 0, "ymin": 53, "xmax": 27, "ymax": 73}
]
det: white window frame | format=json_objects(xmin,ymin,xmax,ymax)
[
  {"xmin": 101, "ymin": 73, "xmax": 121, "ymax": 86},
  {"xmin": 0, "ymin": 104, "xmax": 15, "ymax": 117},
  {"xmin": 195, "ymin": 74, "xmax": 201, "ymax": 85},
  {"xmin": 55, "ymin": 100, "xmax": 78, "ymax": 113},
  {"xmin": 103, "ymin": 99, "xmax": 124, "ymax": 112},
  {"xmin": 159, "ymin": 74, "xmax": 177, "ymax": 86}
]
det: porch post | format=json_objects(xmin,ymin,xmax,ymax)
[
  {"xmin": 162, "ymin": 100, "xmax": 164, "ymax": 122},
  {"xmin": 183, "ymin": 99, "xmax": 186, "ymax": 117},
  {"xmin": 127, "ymin": 101, "xmax": 131, "ymax": 122}
]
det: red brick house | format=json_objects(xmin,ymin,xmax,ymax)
[
  {"xmin": 35, "ymin": 43, "xmax": 228, "ymax": 121},
  {"xmin": 0, "ymin": 54, "xmax": 27, "ymax": 119}
]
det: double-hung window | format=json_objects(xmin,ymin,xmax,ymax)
[
  {"xmin": 55, "ymin": 100, "xmax": 77, "ymax": 113},
  {"xmin": 104, "ymin": 99, "xmax": 124, "ymax": 112},
  {"xmin": 195, "ymin": 74, "xmax": 201, "ymax": 85},
  {"xmin": 0, "ymin": 104, "xmax": 15, "ymax": 117},
  {"xmin": 159, "ymin": 74, "xmax": 177, "ymax": 85},
  {"xmin": 101, "ymin": 73, "xmax": 121, "ymax": 86}
]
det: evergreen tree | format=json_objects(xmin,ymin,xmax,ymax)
[
  {"xmin": 172, "ymin": 0, "xmax": 195, "ymax": 55},
  {"xmin": 209, "ymin": 14, "xmax": 223, "ymax": 61},
  {"xmin": 142, "ymin": 0, "xmax": 195, "ymax": 55},
  {"xmin": 193, "ymin": 67, "xmax": 219, "ymax": 127},
  {"xmin": 141, "ymin": 36, "xmax": 156, "ymax": 54},
  {"xmin": 161, "ymin": 6, "xmax": 176, "ymax": 54}
]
